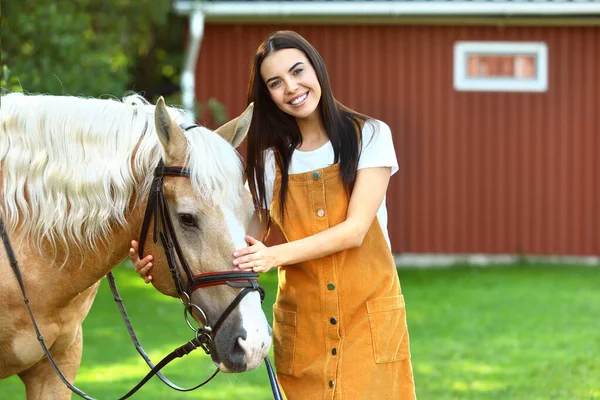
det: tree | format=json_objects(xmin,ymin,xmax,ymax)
[{"xmin": 1, "ymin": 0, "xmax": 184, "ymax": 98}]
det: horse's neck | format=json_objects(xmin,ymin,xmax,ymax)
[
  {"xmin": 10, "ymin": 205, "xmax": 147, "ymax": 307},
  {"xmin": 83, "ymin": 204, "xmax": 147, "ymax": 287}
]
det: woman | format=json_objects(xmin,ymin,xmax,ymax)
[{"xmin": 132, "ymin": 30, "xmax": 416, "ymax": 399}]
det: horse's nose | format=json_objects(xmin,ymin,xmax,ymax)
[{"xmin": 225, "ymin": 328, "xmax": 248, "ymax": 373}]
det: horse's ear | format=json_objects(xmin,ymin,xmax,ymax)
[
  {"xmin": 214, "ymin": 103, "xmax": 253, "ymax": 148},
  {"xmin": 154, "ymin": 96, "xmax": 186, "ymax": 163}
]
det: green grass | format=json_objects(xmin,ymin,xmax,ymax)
[{"xmin": 1, "ymin": 263, "xmax": 599, "ymax": 399}]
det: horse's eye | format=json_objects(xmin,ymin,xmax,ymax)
[{"xmin": 178, "ymin": 213, "xmax": 197, "ymax": 227}]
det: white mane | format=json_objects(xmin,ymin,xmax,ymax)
[{"xmin": 0, "ymin": 92, "xmax": 244, "ymax": 256}]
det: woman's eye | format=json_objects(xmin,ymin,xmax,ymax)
[
  {"xmin": 269, "ymin": 80, "xmax": 281, "ymax": 89},
  {"xmin": 292, "ymin": 68, "xmax": 303, "ymax": 76},
  {"xmin": 179, "ymin": 213, "xmax": 197, "ymax": 227}
]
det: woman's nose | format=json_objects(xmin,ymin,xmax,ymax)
[{"xmin": 285, "ymin": 79, "xmax": 298, "ymax": 93}]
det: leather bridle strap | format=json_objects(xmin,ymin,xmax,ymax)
[
  {"xmin": 0, "ymin": 216, "xmax": 94, "ymax": 400},
  {"xmin": 138, "ymin": 167, "xmax": 189, "ymax": 295},
  {"xmin": 107, "ymin": 272, "xmax": 220, "ymax": 394},
  {"xmin": 266, "ymin": 357, "xmax": 284, "ymax": 400},
  {"xmin": 190, "ymin": 271, "xmax": 265, "ymax": 291},
  {"xmin": 107, "ymin": 270, "xmax": 269, "ymax": 398},
  {"xmin": 116, "ymin": 334, "xmax": 219, "ymax": 399},
  {"xmin": 138, "ymin": 161, "xmax": 198, "ymax": 295},
  {"xmin": 189, "ymin": 272, "xmax": 264, "ymax": 334}
]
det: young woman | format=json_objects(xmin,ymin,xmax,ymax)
[{"xmin": 131, "ymin": 30, "xmax": 416, "ymax": 399}]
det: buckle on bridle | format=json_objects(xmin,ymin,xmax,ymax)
[
  {"xmin": 195, "ymin": 330, "xmax": 212, "ymax": 354},
  {"xmin": 184, "ymin": 301, "xmax": 211, "ymax": 333},
  {"xmin": 179, "ymin": 292, "xmax": 191, "ymax": 307}
]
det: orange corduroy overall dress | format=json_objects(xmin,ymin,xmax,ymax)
[{"xmin": 270, "ymin": 163, "xmax": 416, "ymax": 400}]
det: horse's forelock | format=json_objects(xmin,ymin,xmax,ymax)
[{"xmin": 184, "ymin": 127, "xmax": 245, "ymax": 212}]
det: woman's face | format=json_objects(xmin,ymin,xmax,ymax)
[{"xmin": 260, "ymin": 48, "xmax": 322, "ymax": 121}]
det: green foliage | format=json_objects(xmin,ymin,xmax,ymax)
[
  {"xmin": 0, "ymin": 0, "xmax": 227, "ymax": 124},
  {"xmin": 0, "ymin": 65, "xmax": 21, "ymax": 92},
  {"xmin": 198, "ymin": 97, "xmax": 229, "ymax": 126},
  {"xmin": 0, "ymin": 0, "xmax": 179, "ymax": 97}
]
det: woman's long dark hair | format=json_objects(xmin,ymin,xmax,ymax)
[{"xmin": 246, "ymin": 30, "xmax": 371, "ymax": 230}]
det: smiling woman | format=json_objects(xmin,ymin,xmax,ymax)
[
  {"xmin": 239, "ymin": 30, "xmax": 416, "ymax": 400},
  {"xmin": 133, "ymin": 30, "xmax": 416, "ymax": 399}
]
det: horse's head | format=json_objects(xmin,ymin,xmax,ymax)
[{"xmin": 141, "ymin": 98, "xmax": 270, "ymax": 373}]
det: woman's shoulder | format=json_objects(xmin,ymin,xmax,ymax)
[
  {"xmin": 361, "ymin": 118, "xmax": 392, "ymax": 148},
  {"xmin": 362, "ymin": 118, "xmax": 391, "ymax": 135},
  {"xmin": 357, "ymin": 118, "xmax": 398, "ymax": 172}
]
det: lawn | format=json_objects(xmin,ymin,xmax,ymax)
[{"xmin": 1, "ymin": 263, "xmax": 599, "ymax": 399}]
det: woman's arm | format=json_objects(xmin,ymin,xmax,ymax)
[
  {"xmin": 248, "ymin": 208, "xmax": 269, "ymax": 241},
  {"xmin": 233, "ymin": 166, "xmax": 391, "ymax": 272}
]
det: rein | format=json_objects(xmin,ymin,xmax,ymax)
[{"xmin": 1, "ymin": 123, "xmax": 283, "ymax": 399}]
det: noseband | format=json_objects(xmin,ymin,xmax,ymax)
[{"xmin": 137, "ymin": 158, "xmax": 264, "ymax": 344}]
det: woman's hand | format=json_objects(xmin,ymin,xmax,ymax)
[
  {"xmin": 233, "ymin": 235, "xmax": 279, "ymax": 273},
  {"xmin": 129, "ymin": 240, "xmax": 154, "ymax": 283}
]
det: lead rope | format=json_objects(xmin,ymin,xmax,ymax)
[
  {"xmin": 265, "ymin": 357, "xmax": 284, "ymax": 400},
  {"xmin": 109, "ymin": 272, "xmax": 284, "ymax": 399},
  {"xmin": 107, "ymin": 271, "xmax": 219, "ymax": 393}
]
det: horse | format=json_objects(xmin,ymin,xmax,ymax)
[{"xmin": 0, "ymin": 92, "xmax": 272, "ymax": 399}]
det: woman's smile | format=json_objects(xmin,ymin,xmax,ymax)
[{"xmin": 289, "ymin": 92, "xmax": 309, "ymax": 107}]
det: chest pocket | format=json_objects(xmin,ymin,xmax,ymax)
[{"xmin": 366, "ymin": 295, "xmax": 411, "ymax": 363}]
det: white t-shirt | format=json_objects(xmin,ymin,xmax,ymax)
[{"xmin": 262, "ymin": 119, "xmax": 398, "ymax": 248}]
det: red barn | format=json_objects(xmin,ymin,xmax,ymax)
[{"xmin": 174, "ymin": 0, "xmax": 600, "ymax": 262}]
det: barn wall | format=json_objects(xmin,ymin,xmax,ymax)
[{"xmin": 194, "ymin": 24, "xmax": 600, "ymax": 255}]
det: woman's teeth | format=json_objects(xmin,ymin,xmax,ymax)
[{"xmin": 291, "ymin": 93, "xmax": 307, "ymax": 105}]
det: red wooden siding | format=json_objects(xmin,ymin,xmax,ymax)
[{"xmin": 194, "ymin": 24, "xmax": 600, "ymax": 256}]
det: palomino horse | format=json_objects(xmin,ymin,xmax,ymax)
[{"xmin": 0, "ymin": 93, "xmax": 271, "ymax": 399}]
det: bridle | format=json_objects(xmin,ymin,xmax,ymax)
[
  {"xmin": 1, "ymin": 122, "xmax": 283, "ymax": 399},
  {"xmin": 137, "ymin": 157, "xmax": 265, "ymax": 345}
]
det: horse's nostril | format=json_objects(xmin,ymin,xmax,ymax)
[{"xmin": 228, "ymin": 336, "xmax": 247, "ymax": 372}]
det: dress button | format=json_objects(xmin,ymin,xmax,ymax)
[
  {"xmin": 330, "ymin": 317, "xmax": 337, "ymax": 325},
  {"xmin": 327, "ymin": 283, "xmax": 335, "ymax": 290},
  {"xmin": 317, "ymin": 209, "xmax": 325, "ymax": 217},
  {"xmin": 312, "ymin": 171, "xmax": 320, "ymax": 180},
  {"xmin": 329, "ymin": 380, "xmax": 335, "ymax": 388},
  {"xmin": 332, "ymin": 348, "xmax": 337, "ymax": 355}
]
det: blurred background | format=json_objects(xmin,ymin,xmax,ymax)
[{"xmin": 1, "ymin": 0, "xmax": 599, "ymax": 399}]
